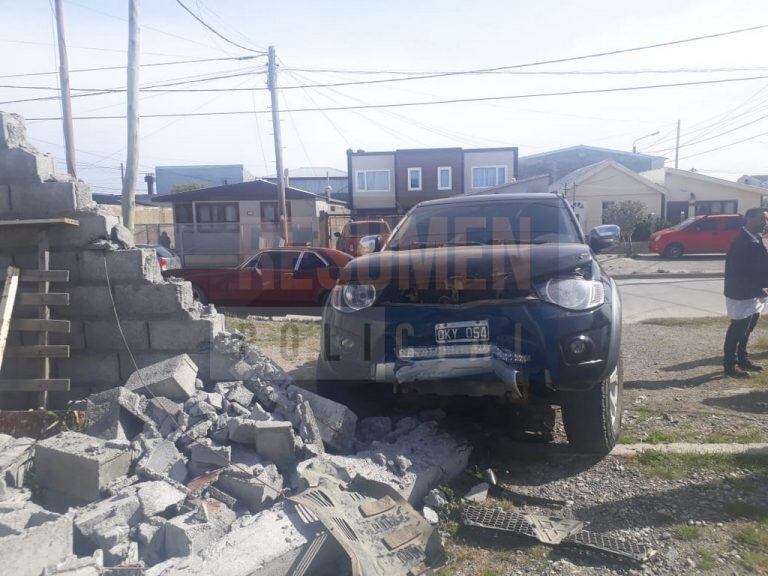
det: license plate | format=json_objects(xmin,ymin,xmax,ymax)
[{"xmin": 435, "ymin": 320, "xmax": 490, "ymax": 344}]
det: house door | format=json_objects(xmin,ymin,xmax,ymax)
[{"xmin": 667, "ymin": 202, "xmax": 690, "ymax": 224}]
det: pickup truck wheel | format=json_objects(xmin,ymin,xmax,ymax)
[
  {"xmin": 190, "ymin": 284, "xmax": 208, "ymax": 305},
  {"xmin": 561, "ymin": 359, "xmax": 623, "ymax": 454},
  {"xmin": 663, "ymin": 243, "xmax": 684, "ymax": 258}
]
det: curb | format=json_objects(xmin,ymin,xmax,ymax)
[
  {"xmin": 612, "ymin": 442, "xmax": 768, "ymax": 456},
  {"xmin": 612, "ymin": 272, "xmax": 723, "ymax": 281}
]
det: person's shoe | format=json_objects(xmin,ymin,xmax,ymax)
[
  {"xmin": 725, "ymin": 366, "xmax": 751, "ymax": 378},
  {"xmin": 738, "ymin": 360, "xmax": 764, "ymax": 372}
]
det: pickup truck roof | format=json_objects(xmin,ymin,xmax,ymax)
[{"xmin": 416, "ymin": 192, "xmax": 561, "ymax": 208}]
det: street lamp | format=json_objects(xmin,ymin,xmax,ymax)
[{"xmin": 632, "ymin": 131, "xmax": 660, "ymax": 153}]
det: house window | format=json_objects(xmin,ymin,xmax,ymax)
[
  {"xmin": 601, "ymin": 201, "xmax": 615, "ymax": 224},
  {"xmin": 174, "ymin": 204, "xmax": 193, "ymax": 223},
  {"xmin": 356, "ymin": 170, "xmax": 390, "ymax": 192},
  {"xmin": 194, "ymin": 202, "xmax": 239, "ymax": 232},
  {"xmin": 695, "ymin": 200, "xmax": 737, "ymax": 216},
  {"xmin": 438, "ymin": 166, "xmax": 452, "ymax": 190},
  {"xmin": 472, "ymin": 166, "xmax": 507, "ymax": 189},
  {"xmin": 260, "ymin": 201, "xmax": 292, "ymax": 223},
  {"xmin": 407, "ymin": 167, "xmax": 422, "ymax": 191}
]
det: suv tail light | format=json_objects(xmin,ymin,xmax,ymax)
[{"xmin": 158, "ymin": 257, "xmax": 168, "ymax": 271}]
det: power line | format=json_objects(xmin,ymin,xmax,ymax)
[
  {"xmin": 24, "ymin": 73, "xmax": 768, "ymax": 121},
  {"xmin": 280, "ymin": 22, "xmax": 768, "ymax": 79},
  {"xmin": 174, "ymin": 0, "xmax": 265, "ymax": 54},
  {"xmin": 680, "ymin": 129, "xmax": 768, "ymax": 159},
  {"xmin": 0, "ymin": 55, "xmax": 263, "ymax": 80},
  {"xmin": 285, "ymin": 66, "xmax": 768, "ymax": 76},
  {"xmin": 0, "ymin": 37, "xmax": 189, "ymax": 58}
]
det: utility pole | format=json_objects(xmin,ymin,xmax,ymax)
[
  {"xmin": 674, "ymin": 119, "xmax": 681, "ymax": 169},
  {"xmin": 122, "ymin": 0, "xmax": 140, "ymax": 231},
  {"xmin": 267, "ymin": 46, "xmax": 289, "ymax": 245},
  {"xmin": 53, "ymin": 0, "xmax": 77, "ymax": 178}
]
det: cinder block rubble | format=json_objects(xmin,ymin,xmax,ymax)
[
  {"xmin": 86, "ymin": 387, "xmax": 150, "ymax": 442},
  {"xmin": 0, "ymin": 434, "xmax": 35, "ymax": 488},
  {"xmin": 124, "ymin": 354, "xmax": 198, "ymax": 401},
  {"xmin": 163, "ymin": 499, "xmax": 235, "ymax": 558},
  {"xmin": 35, "ymin": 432, "xmax": 132, "ymax": 504},
  {"xmin": 287, "ymin": 385, "xmax": 357, "ymax": 453}
]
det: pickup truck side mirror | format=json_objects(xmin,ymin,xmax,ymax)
[
  {"xmin": 333, "ymin": 231, "xmax": 341, "ymax": 238},
  {"xmin": 359, "ymin": 234, "xmax": 382, "ymax": 255},
  {"xmin": 589, "ymin": 224, "xmax": 621, "ymax": 253}
]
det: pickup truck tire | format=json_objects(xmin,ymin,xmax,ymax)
[
  {"xmin": 663, "ymin": 243, "xmax": 684, "ymax": 258},
  {"xmin": 190, "ymin": 284, "xmax": 208, "ymax": 305},
  {"xmin": 560, "ymin": 358, "xmax": 623, "ymax": 454}
]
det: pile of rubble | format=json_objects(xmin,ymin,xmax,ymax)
[{"xmin": 0, "ymin": 332, "xmax": 471, "ymax": 575}]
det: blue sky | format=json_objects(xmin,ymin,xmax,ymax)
[{"xmin": 1, "ymin": 0, "xmax": 767, "ymax": 194}]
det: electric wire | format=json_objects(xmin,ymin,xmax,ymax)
[{"xmin": 174, "ymin": 0, "xmax": 266, "ymax": 54}]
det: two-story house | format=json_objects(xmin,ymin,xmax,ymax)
[{"xmin": 347, "ymin": 146, "xmax": 518, "ymax": 216}]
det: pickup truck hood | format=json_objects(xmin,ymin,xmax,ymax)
[{"xmin": 341, "ymin": 244, "xmax": 595, "ymax": 302}]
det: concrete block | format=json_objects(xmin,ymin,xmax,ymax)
[
  {"xmin": 177, "ymin": 420, "xmax": 213, "ymax": 451},
  {"xmin": 358, "ymin": 416, "xmax": 393, "ymax": 443},
  {"xmin": 35, "ymin": 431, "xmax": 132, "ymax": 503},
  {"xmin": 296, "ymin": 400, "xmax": 324, "ymax": 457},
  {"xmin": 80, "ymin": 248, "xmax": 161, "ymax": 283},
  {"xmin": 137, "ymin": 518, "xmax": 166, "ymax": 565},
  {"xmin": 215, "ymin": 464, "xmax": 282, "ymax": 513},
  {"xmin": 226, "ymin": 417, "xmax": 257, "ymax": 444},
  {"xmin": 73, "ymin": 488, "xmax": 141, "ymax": 550},
  {"xmin": 136, "ymin": 438, "xmax": 187, "ymax": 483},
  {"xmin": 146, "ymin": 397, "xmax": 187, "ymax": 438},
  {"xmin": 463, "ymin": 482, "xmax": 489, "ymax": 503},
  {"xmin": 190, "ymin": 440, "xmax": 231, "ymax": 467},
  {"xmin": 288, "ymin": 385, "xmax": 357, "ymax": 453},
  {"xmin": 254, "ymin": 420, "xmax": 296, "ymax": 470},
  {"xmin": 83, "ymin": 320, "xmax": 149, "ymax": 351},
  {"xmin": 0, "ymin": 112, "xmax": 32, "ymax": 149},
  {"xmin": 42, "ymin": 553, "xmax": 103, "ymax": 576},
  {"xmin": 8, "ymin": 180, "xmax": 92, "ymax": 217},
  {"xmin": 86, "ymin": 387, "xmax": 151, "ymax": 442},
  {"xmin": 0, "ymin": 502, "xmax": 73, "ymax": 576},
  {"xmin": 114, "ymin": 280, "xmax": 193, "ymax": 317},
  {"xmin": 50, "ymin": 318, "xmax": 85, "ymax": 350},
  {"xmin": 124, "ymin": 354, "xmax": 198, "ymax": 401},
  {"xmin": 50, "ymin": 211, "xmax": 117, "ymax": 248},
  {"xmin": 49, "ymin": 250, "xmax": 81, "ymax": 283},
  {"xmin": 215, "ymin": 381, "xmax": 253, "ymax": 407},
  {"xmin": 59, "ymin": 284, "xmax": 115, "ymax": 319},
  {"xmin": 148, "ymin": 318, "xmax": 215, "ymax": 352},
  {"xmin": 144, "ymin": 504, "xmax": 334, "ymax": 576},
  {"xmin": 137, "ymin": 481, "xmax": 186, "ymax": 517},
  {"xmin": 0, "ymin": 147, "xmax": 55, "ymax": 185},
  {"xmin": 104, "ymin": 540, "xmax": 139, "ymax": 567},
  {"xmin": 54, "ymin": 352, "xmax": 122, "ymax": 387},
  {"xmin": 163, "ymin": 499, "xmax": 235, "ymax": 558},
  {"xmin": 0, "ymin": 436, "xmax": 35, "ymax": 487}
]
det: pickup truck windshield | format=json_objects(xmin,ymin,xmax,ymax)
[{"xmin": 387, "ymin": 198, "xmax": 581, "ymax": 250}]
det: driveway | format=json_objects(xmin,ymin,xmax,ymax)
[{"xmin": 618, "ymin": 278, "xmax": 724, "ymax": 323}]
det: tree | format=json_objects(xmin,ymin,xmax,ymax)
[
  {"xmin": 604, "ymin": 200, "xmax": 647, "ymax": 256},
  {"xmin": 171, "ymin": 182, "xmax": 207, "ymax": 193}
]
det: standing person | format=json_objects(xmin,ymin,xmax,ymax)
[
  {"xmin": 723, "ymin": 207, "xmax": 768, "ymax": 378},
  {"xmin": 159, "ymin": 231, "xmax": 172, "ymax": 250}
]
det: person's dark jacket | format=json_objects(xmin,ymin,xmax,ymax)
[{"xmin": 724, "ymin": 228, "xmax": 768, "ymax": 299}]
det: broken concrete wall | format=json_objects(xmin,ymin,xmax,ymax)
[{"xmin": 0, "ymin": 111, "xmax": 227, "ymax": 409}]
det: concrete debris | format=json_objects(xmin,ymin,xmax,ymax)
[
  {"xmin": 164, "ymin": 498, "xmax": 236, "ymax": 558},
  {"xmin": 254, "ymin": 420, "xmax": 296, "ymax": 471},
  {"xmin": 287, "ymin": 385, "xmax": 357, "ymax": 453},
  {"xmin": 225, "ymin": 416, "xmax": 257, "ymax": 444},
  {"xmin": 137, "ymin": 518, "xmax": 167, "ymax": 565},
  {"xmin": 0, "ymin": 435, "xmax": 35, "ymax": 488},
  {"xmin": 215, "ymin": 381, "xmax": 254, "ymax": 408},
  {"xmin": 137, "ymin": 481, "xmax": 187, "ymax": 517},
  {"xmin": 214, "ymin": 447, "xmax": 283, "ymax": 512},
  {"xmin": 464, "ymin": 482, "xmax": 490, "ymax": 503},
  {"xmin": 190, "ymin": 439, "xmax": 231, "ymax": 467},
  {"xmin": 295, "ymin": 399, "xmax": 324, "ymax": 456},
  {"xmin": 86, "ymin": 388, "xmax": 150, "ymax": 442},
  {"xmin": 124, "ymin": 354, "xmax": 198, "ymax": 401},
  {"xmin": 424, "ymin": 488, "xmax": 449, "ymax": 509},
  {"xmin": 136, "ymin": 438, "xmax": 188, "ymax": 484},
  {"xmin": 423, "ymin": 505, "xmax": 439, "ymax": 525},
  {"xmin": 35, "ymin": 431, "xmax": 132, "ymax": 504},
  {"xmin": 0, "ymin": 499, "xmax": 73, "ymax": 576},
  {"xmin": 146, "ymin": 397, "xmax": 188, "ymax": 439},
  {"xmin": 43, "ymin": 552, "xmax": 103, "ymax": 576}
]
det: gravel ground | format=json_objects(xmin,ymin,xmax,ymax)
[{"xmin": 598, "ymin": 254, "xmax": 724, "ymax": 277}]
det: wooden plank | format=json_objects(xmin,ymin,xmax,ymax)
[
  {"xmin": 5, "ymin": 345, "xmax": 70, "ymax": 358},
  {"xmin": 19, "ymin": 270, "xmax": 69, "ymax": 283},
  {"xmin": 0, "ymin": 379, "xmax": 70, "ymax": 392},
  {"xmin": 0, "ymin": 266, "xmax": 20, "ymax": 374},
  {"xmin": 10, "ymin": 318, "xmax": 70, "ymax": 333},
  {"xmin": 37, "ymin": 229, "xmax": 50, "ymax": 409},
  {"xmin": 0, "ymin": 218, "xmax": 79, "ymax": 228},
  {"xmin": 19, "ymin": 293, "xmax": 69, "ymax": 306}
]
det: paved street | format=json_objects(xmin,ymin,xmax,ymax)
[{"xmin": 618, "ymin": 277, "xmax": 724, "ymax": 323}]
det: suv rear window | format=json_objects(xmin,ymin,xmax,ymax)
[
  {"xmin": 387, "ymin": 198, "xmax": 580, "ymax": 250},
  {"xmin": 348, "ymin": 222, "xmax": 388, "ymax": 236}
]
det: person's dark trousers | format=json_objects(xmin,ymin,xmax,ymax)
[{"xmin": 724, "ymin": 312, "xmax": 761, "ymax": 369}]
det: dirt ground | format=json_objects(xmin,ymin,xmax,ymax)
[{"xmin": 225, "ymin": 313, "xmax": 768, "ymax": 575}]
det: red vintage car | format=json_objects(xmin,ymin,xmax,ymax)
[{"xmin": 163, "ymin": 247, "xmax": 352, "ymax": 306}]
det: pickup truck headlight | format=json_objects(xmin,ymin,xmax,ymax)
[
  {"xmin": 537, "ymin": 278, "xmax": 605, "ymax": 311},
  {"xmin": 331, "ymin": 284, "xmax": 377, "ymax": 312}
]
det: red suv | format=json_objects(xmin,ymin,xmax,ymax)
[{"xmin": 648, "ymin": 214, "xmax": 745, "ymax": 258}]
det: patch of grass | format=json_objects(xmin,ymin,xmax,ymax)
[
  {"xmin": 740, "ymin": 550, "xmax": 768, "ymax": 573},
  {"xmin": 723, "ymin": 502, "xmax": 768, "ymax": 523},
  {"xmin": 634, "ymin": 450, "xmax": 768, "ymax": 480},
  {"xmin": 735, "ymin": 524, "xmax": 768, "ymax": 549},
  {"xmin": 704, "ymin": 429, "xmax": 766, "ymax": 444},
  {"xmin": 646, "ymin": 430, "xmax": 674, "ymax": 444},
  {"xmin": 618, "ymin": 433, "xmax": 639, "ymax": 444},
  {"xmin": 641, "ymin": 316, "xmax": 726, "ymax": 327},
  {"xmin": 697, "ymin": 548, "xmax": 718, "ymax": 570},
  {"xmin": 672, "ymin": 524, "xmax": 703, "ymax": 541},
  {"xmin": 225, "ymin": 315, "xmax": 321, "ymax": 351},
  {"xmin": 526, "ymin": 545, "xmax": 550, "ymax": 562},
  {"xmin": 633, "ymin": 407, "xmax": 657, "ymax": 420}
]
